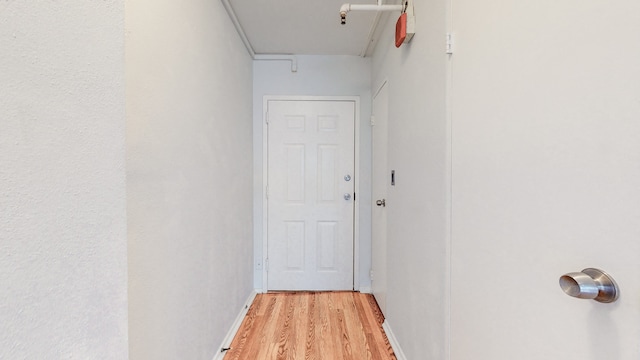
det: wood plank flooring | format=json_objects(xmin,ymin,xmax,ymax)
[{"xmin": 224, "ymin": 291, "xmax": 396, "ymax": 360}]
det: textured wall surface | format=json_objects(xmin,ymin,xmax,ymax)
[
  {"xmin": 371, "ymin": 0, "xmax": 449, "ymax": 358},
  {"xmin": 126, "ymin": 0, "xmax": 254, "ymax": 359},
  {"xmin": 0, "ymin": 2, "xmax": 128, "ymax": 359},
  {"xmin": 252, "ymin": 55, "xmax": 372, "ymax": 291}
]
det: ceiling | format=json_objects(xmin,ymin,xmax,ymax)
[{"xmin": 223, "ymin": 0, "xmax": 397, "ymax": 57}]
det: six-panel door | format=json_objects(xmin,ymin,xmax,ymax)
[{"xmin": 267, "ymin": 100, "xmax": 356, "ymax": 291}]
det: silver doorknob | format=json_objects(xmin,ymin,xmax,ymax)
[
  {"xmin": 344, "ymin": 193, "xmax": 352, "ymax": 200},
  {"xmin": 559, "ymin": 268, "xmax": 619, "ymax": 303},
  {"xmin": 376, "ymin": 199, "xmax": 386, "ymax": 207}
]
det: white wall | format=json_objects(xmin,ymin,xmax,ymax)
[
  {"xmin": 126, "ymin": 0, "xmax": 254, "ymax": 358},
  {"xmin": 0, "ymin": 2, "xmax": 128, "ymax": 359},
  {"xmin": 371, "ymin": 1, "xmax": 450, "ymax": 358},
  {"xmin": 450, "ymin": 0, "xmax": 640, "ymax": 359},
  {"xmin": 253, "ymin": 55, "xmax": 373, "ymax": 290}
]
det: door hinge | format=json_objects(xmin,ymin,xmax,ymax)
[
  {"xmin": 370, "ymin": 269, "xmax": 374, "ymax": 281},
  {"xmin": 446, "ymin": 33, "xmax": 454, "ymax": 54},
  {"xmin": 370, "ymin": 115, "xmax": 375, "ymax": 126}
]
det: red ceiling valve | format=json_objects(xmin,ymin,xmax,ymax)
[
  {"xmin": 395, "ymin": 13, "xmax": 407, "ymax": 47},
  {"xmin": 395, "ymin": 1, "xmax": 415, "ymax": 48}
]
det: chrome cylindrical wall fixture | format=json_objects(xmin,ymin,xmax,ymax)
[{"xmin": 559, "ymin": 268, "xmax": 619, "ymax": 303}]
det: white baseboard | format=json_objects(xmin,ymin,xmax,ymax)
[
  {"xmin": 383, "ymin": 320, "xmax": 407, "ymax": 360},
  {"xmin": 359, "ymin": 285, "xmax": 372, "ymax": 294},
  {"xmin": 212, "ymin": 290, "xmax": 258, "ymax": 360}
]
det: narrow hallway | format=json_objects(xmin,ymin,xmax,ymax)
[{"xmin": 224, "ymin": 292, "xmax": 396, "ymax": 360}]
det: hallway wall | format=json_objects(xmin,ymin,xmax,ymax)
[
  {"xmin": 372, "ymin": 0, "xmax": 640, "ymax": 358},
  {"xmin": 0, "ymin": 2, "xmax": 128, "ymax": 358},
  {"xmin": 253, "ymin": 55, "xmax": 373, "ymax": 291},
  {"xmin": 126, "ymin": 0, "xmax": 253, "ymax": 359},
  {"xmin": 370, "ymin": 0, "xmax": 450, "ymax": 358}
]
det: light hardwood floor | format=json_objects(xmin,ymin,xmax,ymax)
[{"xmin": 224, "ymin": 291, "xmax": 396, "ymax": 360}]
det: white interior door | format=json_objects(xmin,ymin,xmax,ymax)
[
  {"xmin": 372, "ymin": 83, "xmax": 389, "ymax": 313},
  {"xmin": 450, "ymin": 0, "xmax": 640, "ymax": 358},
  {"xmin": 266, "ymin": 99, "xmax": 355, "ymax": 291}
]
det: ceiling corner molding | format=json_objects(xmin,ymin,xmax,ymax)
[
  {"xmin": 221, "ymin": 0, "xmax": 256, "ymax": 58},
  {"xmin": 254, "ymin": 55, "xmax": 298, "ymax": 73}
]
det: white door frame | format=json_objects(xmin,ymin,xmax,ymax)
[
  {"xmin": 262, "ymin": 95, "xmax": 361, "ymax": 292},
  {"xmin": 371, "ymin": 79, "xmax": 388, "ymax": 313}
]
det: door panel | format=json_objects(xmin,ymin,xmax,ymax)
[
  {"xmin": 372, "ymin": 83, "xmax": 389, "ymax": 313},
  {"xmin": 285, "ymin": 145, "xmax": 305, "ymax": 201},
  {"xmin": 267, "ymin": 100, "xmax": 355, "ymax": 291}
]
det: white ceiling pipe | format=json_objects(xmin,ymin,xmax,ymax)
[
  {"xmin": 340, "ymin": 3, "xmax": 404, "ymax": 25},
  {"xmin": 254, "ymin": 55, "xmax": 298, "ymax": 72},
  {"xmin": 221, "ymin": 0, "xmax": 255, "ymax": 57},
  {"xmin": 340, "ymin": 3, "xmax": 403, "ymax": 12}
]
